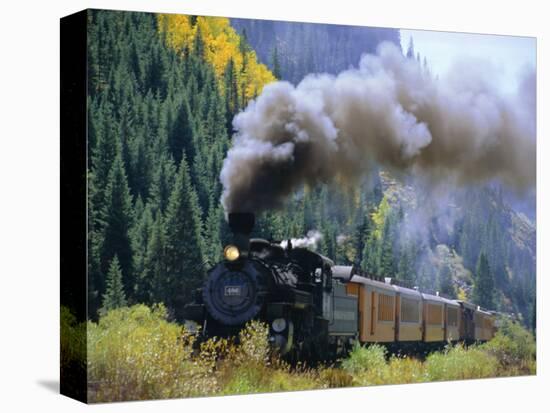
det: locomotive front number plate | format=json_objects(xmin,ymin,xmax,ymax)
[{"xmin": 224, "ymin": 286, "xmax": 242, "ymax": 296}]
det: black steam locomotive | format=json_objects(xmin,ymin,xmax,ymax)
[{"xmin": 183, "ymin": 212, "xmax": 360, "ymax": 361}]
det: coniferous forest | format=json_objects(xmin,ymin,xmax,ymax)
[{"xmin": 86, "ymin": 9, "xmax": 536, "ymax": 331}]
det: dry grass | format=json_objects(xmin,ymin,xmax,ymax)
[{"xmin": 82, "ymin": 305, "xmax": 536, "ymax": 402}]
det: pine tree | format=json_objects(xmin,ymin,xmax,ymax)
[
  {"xmin": 90, "ymin": 101, "xmax": 120, "ymax": 195},
  {"xmin": 144, "ymin": 212, "xmax": 167, "ymax": 304},
  {"xmin": 223, "ymin": 58, "xmax": 239, "ymax": 133},
  {"xmin": 193, "ymin": 25, "xmax": 205, "ymax": 58},
  {"xmin": 271, "ymin": 45, "xmax": 282, "ymax": 79},
  {"xmin": 379, "ymin": 217, "xmax": 395, "ymax": 276},
  {"xmin": 203, "ymin": 204, "xmax": 223, "ymax": 266},
  {"xmin": 149, "ymin": 155, "xmax": 177, "ymax": 215},
  {"xmin": 168, "ymin": 97, "xmax": 195, "ymax": 165},
  {"xmin": 397, "ymin": 242, "xmax": 415, "ymax": 286},
  {"xmin": 129, "ymin": 129, "xmax": 152, "ymax": 200},
  {"xmin": 100, "ymin": 255, "xmax": 127, "ymax": 314},
  {"xmin": 163, "ymin": 154, "xmax": 206, "ymax": 318},
  {"xmin": 131, "ymin": 204, "xmax": 154, "ymax": 303},
  {"xmin": 100, "ymin": 154, "xmax": 134, "ymax": 299},
  {"xmin": 473, "ymin": 252, "xmax": 495, "ymax": 309}
]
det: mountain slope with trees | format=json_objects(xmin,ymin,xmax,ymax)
[
  {"xmin": 86, "ymin": 10, "xmax": 273, "ymax": 319},
  {"xmin": 230, "ymin": 18, "xmax": 401, "ymax": 84}
]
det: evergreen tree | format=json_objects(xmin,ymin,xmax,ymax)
[
  {"xmin": 473, "ymin": 252, "xmax": 495, "ymax": 309},
  {"xmin": 397, "ymin": 242, "xmax": 415, "ymax": 286},
  {"xmin": 100, "ymin": 154, "xmax": 134, "ymax": 299},
  {"xmin": 223, "ymin": 58, "xmax": 239, "ymax": 133},
  {"xmin": 379, "ymin": 218, "xmax": 395, "ymax": 276},
  {"xmin": 87, "ymin": 170, "xmax": 104, "ymax": 318},
  {"xmin": 129, "ymin": 129, "xmax": 152, "ymax": 200},
  {"xmin": 168, "ymin": 97, "xmax": 195, "ymax": 165},
  {"xmin": 144, "ymin": 211, "xmax": 167, "ymax": 304},
  {"xmin": 163, "ymin": 154, "xmax": 206, "ymax": 318},
  {"xmin": 100, "ymin": 255, "xmax": 127, "ymax": 314},
  {"xmin": 90, "ymin": 101, "xmax": 120, "ymax": 195},
  {"xmin": 193, "ymin": 25, "xmax": 205, "ymax": 57},
  {"xmin": 203, "ymin": 204, "xmax": 223, "ymax": 266},
  {"xmin": 149, "ymin": 155, "xmax": 177, "ymax": 215},
  {"xmin": 131, "ymin": 204, "xmax": 154, "ymax": 303},
  {"xmin": 271, "ymin": 45, "xmax": 282, "ymax": 79}
]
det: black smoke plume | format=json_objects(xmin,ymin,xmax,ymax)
[{"xmin": 220, "ymin": 43, "xmax": 535, "ymax": 214}]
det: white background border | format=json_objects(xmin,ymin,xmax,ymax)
[{"xmin": 0, "ymin": 0, "xmax": 547, "ymax": 411}]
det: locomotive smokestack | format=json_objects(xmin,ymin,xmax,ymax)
[{"xmin": 228, "ymin": 212, "xmax": 255, "ymax": 254}]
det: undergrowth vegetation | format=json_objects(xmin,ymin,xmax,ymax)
[{"xmin": 84, "ymin": 305, "xmax": 536, "ymax": 403}]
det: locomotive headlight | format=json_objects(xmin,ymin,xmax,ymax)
[
  {"xmin": 224, "ymin": 245, "xmax": 240, "ymax": 261},
  {"xmin": 272, "ymin": 318, "xmax": 287, "ymax": 333}
]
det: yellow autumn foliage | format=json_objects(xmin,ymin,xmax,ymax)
[
  {"xmin": 157, "ymin": 14, "xmax": 276, "ymax": 102},
  {"xmin": 371, "ymin": 196, "xmax": 391, "ymax": 240}
]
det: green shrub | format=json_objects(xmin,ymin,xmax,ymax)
[
  {"xmin": 87, "ymin": 304, "xmax": 218, "ymax": 402},
  {"xmin": 341, "ymin": 344, "xmax": 427, "ymax": 386},
  {"xmin": 341, "ymin": 343, "xmax": 387, "ymax": 375},
  {"xmin": 237, "ymin": 320, "xmax": 270, "ymax": 364},
  {"xmin": 425, "ymin": 344, "xmax": 499, "ymax": 381},
  {"xmin": 482, "ymin": 318, "xmax": 536, "ymax": 374},
  {"xmin": 382, "ymin": 355, "xmax": 427, "ymax": 384},
  {"xmin": 86, "ymin": 305, "xmax": 535, "ymax": 402}
]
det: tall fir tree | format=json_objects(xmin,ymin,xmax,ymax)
[
  {"xmin": 149, "ymin": 155, "xmax": 177, "ymax": 215},
  {"xmin": 100, "ymin": 255, "xmax": 127, "ymax": 315},
  {"xmin": 142, "ymin": 211, "xmax": 167, "ymax": 305},
  {"xmin": 473, "ymin": 252, "xmax": 495, "ymax": 309},
  {"xmin": 270, "ymin": 45, "xmax": 282, "ymax": 79},
  {"xmin": 163, "ymin": 153, "xmax": 206, "ymax": 318},
  {"xmin": 168, "ymin": 97, "xmax": 195, "ymax": 165},
  {"xmin": 397, "ymin": 241, "xmax": 415, "ymax": 287},
  {"xmin": 131, "ymin": 204, "xmax": 154, "ymax": 303},
  {"xmin": 223, "ymin": 57, "xmax": 239, "ymax": 133},
  {"xmin": 203, "ymin": 204, "xmax": 223, "ymax": 266},
  {"xmin": 379, "ymin": 218, "xmax": 395, "ymax": 276},
  {"xmin": 100, "ymin": 154, "xmax": 134, "ymax": 299}
]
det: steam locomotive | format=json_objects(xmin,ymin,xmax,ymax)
[{"xmin": 183, "ymin": 213, "xmax": 496, "ymax": 361}]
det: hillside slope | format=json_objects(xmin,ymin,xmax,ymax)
[{"xmin": 230, "ymin": 18, "xmax": 401, "ymax": 84}]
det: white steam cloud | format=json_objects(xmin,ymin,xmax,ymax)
[
  {"xmin": 280, "ymin": 230, "xmax": 323, "ymax": 250},
  {"xmin": 220, "ymin": 42, "xmax": 535, "ymax": 214}
]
